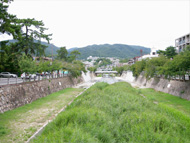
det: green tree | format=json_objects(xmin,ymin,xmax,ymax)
[
  {"xmin": 165, "ymin": 46, "xmax": 177, "ymax": 59},
  {"xmin": 70, "ymin": 50, "xmax": 81, "ymax": 59},
  {"xmin": 113, "ymin": 66, "xmax": 124, "ymax": 76},
  {"xmin": 94, "ymin": 58, "xmax": 112, "ymax": 67},
  {"xmin": 37, "ymin": 60, "xmax": 50, "ymax": 73},
  {"xmin": 157, "ymin": 50, "xmax": 165, "ymax": 55},
  {"xmin": 157, "ymin": 46, "xmax": 177, "ymax": 59},
  {"xmin": 0, "ymin": 41, "xmax": 21, "ymax": 73},
  {"xmin": 49, "ymin": 60, "xmax": 62, "ymax": 72},
  {"xmin": 16, "ymin": 18, "xmax": 52, "ymax": 56},
  {"xmin": 88, "ymin": 66, "xmax": 97, "ymax": 72},
  {"xmin": 63, "ymin": 60, "xmax": 86, "ymax": 78},
  {"xmin": 185, "ymin": 45, "xmax": 190, "ymax": 51},
  {"xmin": 144, "ymin": 55, "xmax": 168, "ymax": 79},
  {"xmin": 130, "ymin": 59, "xmax": 147, "ymax": 77},
  {"xmin": 159, "ymin": 50, "xmax": 190, "ymax": 80},
  {"xmin": 18, "ymin": 54, "xmax": 37, "ymax": 74},
  {"xmin": 57, "ymin": 47, "xmax": 68, "ymax": 60},
  {"xmin": 0, "ymin": 0, "xmax": 21, "ymax": 39}
]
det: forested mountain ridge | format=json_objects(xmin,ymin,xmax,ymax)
[
  {"xmin": 68, "ymin": 44, "xmax": 151, "ymax": 59},
  {"xmin": 2, "ymin": 40, "xmax": 151, "ymax": 59}
]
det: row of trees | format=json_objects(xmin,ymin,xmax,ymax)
[
  {"xmin": 130, "ymin": 46, "xmax": 190, "ymax": 80},
  {"xmin": 18, "ymin": 54, "xmax": 86, "ymax": 78}
]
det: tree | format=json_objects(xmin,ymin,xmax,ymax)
[
  {"xmin": 157, "ymin": 50, "xmax": 165, "ymax": 55},
  {"xmin": 49, "ymin": 60, "xmax": 62, "ymax": 72},
  {"xmin": 144, "ymin": 55, "xmax": 168, "ymax": 79},
  {"xmin": 63, "ymin": 60, "xmax": 86, "ymax": 78},
  {"xmin": 157, "ymin": 46, "xmax": 177, "ymax": 59},
  {"xmin": 94, "ymin": 58, "xmax": 112, "ymax": 67},
  {"xmin": 57, "ymin": 47, "xmax": 68, "ymax": 60},
  {"xmin": 88, "ymin": 66, "xmax": 97, "ymax": 72},
  {"xmin": 18, "ymin": 54, "xmax": 37, "ymax": 74},
  {"xmin": 130, "ymin": 59, "xmax": 147, "ymax": 77},
  {"xmin": 37, "ymin": 60, "xmax": 50, "ymax": 73},
  {"xmin": 70, "ymin": 50, "xmax": 81, "ymax": 59},
  {"xmin": 113, "ymin": 66, "xmax": 124, "ymax": 76},
  {"xmin": 164, "ymin": 46, "xmax": 177, "ymax": 59},
  {"xmin": 16, "ymin": 18, "xmax": 52, "ymax": 56},
  {"xmin": 0, "ymin": 0, "xmax": 21, "ymax": 39},
  {"xmin": 185, "ymin": 45, "xmax": 190, "ymax": 51},
  {"xmin": 0, "ymin": 41, "xmax": 21, "ymax": 73}
]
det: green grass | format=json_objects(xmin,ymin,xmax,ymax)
[
  {"xmin": 0, "ymin": 88, "xmax": 83, "ymax": 143},
  {"xmin": 140, "ymin": 88, "xmax": 190, "ymax": 116},
  {"xmin": 32, "ymin": 82, "xmax": 190, "ymax": 143}
]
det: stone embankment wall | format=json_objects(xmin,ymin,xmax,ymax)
[
  {"xmin": 0, "ymin": 76, "xmax": 83, "ymax": 113},
  {"xmin": 122, "ymin": 71, "xmax": 190, "ymax": 100},
  {"xmin": 135, "ymin": 75, "xmax": 190, "ymax": 100}
]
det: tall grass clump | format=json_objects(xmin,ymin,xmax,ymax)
[{"xmin": 33, "ymin": 82, "xmax": 190, "ymax": 143}]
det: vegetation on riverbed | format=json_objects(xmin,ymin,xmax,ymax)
[
  {"xmin": 0, "ymin": 88, "xmax": 83, "ymax": 143},
  {"xmin": 33, "ymin": 82, "xmax": 190, "ymax": 143}
]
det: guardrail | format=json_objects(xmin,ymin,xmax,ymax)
[{"xmin": 0, "ymin": 74, "xmax": 69, "ymax": 87}]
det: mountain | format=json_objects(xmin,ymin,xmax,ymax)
[
  {"xmin": 2, "ymin": 40, "xmax": 151, "ymax": 59},
  {"xmin": 3, "ymin": 39, "xmax": 60, "ymax": 56},
  {"xmin": 68, "ymin": 44, "xmax": 151, "ymax": 59}
]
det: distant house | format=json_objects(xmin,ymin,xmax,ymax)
[
  {"xmin": 127, "ymin": 58, "xmax": 134, "ymax": 65},
  {"xmin": 87, "ymin": 56, "xmax": 99, "ymax": 61},
  {"xmin": 175, "ymin": 33, "xmax": 190, "ymax": 52}
]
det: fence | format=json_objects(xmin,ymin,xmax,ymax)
[{"xmin": 0, "ymin": 73, "xmax": 70, "ymax": 87}]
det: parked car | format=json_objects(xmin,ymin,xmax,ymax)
[
  {"xmin": 21, "ymin": 73, "xmax": 36, "ymax": 79},
  {"xmin": 0, "ymin": 72, "xmax": 17, "ymax": 78}
]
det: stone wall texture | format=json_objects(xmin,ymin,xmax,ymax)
[
  {"xmin": 122, "ymin": 71, "xmax": 190, "ymax": 100},
  {"xmin": 135, "ymin": 75, "xmax": 190, "ymax": 100},
  {"xmin": 0, "ymin": 76, "xmax": 83, "ymax": 113}
]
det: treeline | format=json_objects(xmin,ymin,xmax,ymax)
[
  {"xmin": 19, "ymin": 54, "xmax": 86, "ymax": 78},
  {"xmin": 130, "ymin": 46, "xmax": 190, "ymax": 80},
  {"xmin": 0, "ymin": 0, "xmax": 85, "ymax": 77}
]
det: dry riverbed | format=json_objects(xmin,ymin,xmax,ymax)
[{"xmin": 0, "ymin": 88, "xmax": 84, "ymax": 143}]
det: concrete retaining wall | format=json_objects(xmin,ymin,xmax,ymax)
[
  {"xmin": 0, "ymin": 76, "xmax": 83, "ymax": 113},
  {"xmin": 122, "ymin": 71, "xmax": 190, "ymax": 100},
  {"xmin": 135, "ymin": 75, "xmax": 190, "ymax": 100}
]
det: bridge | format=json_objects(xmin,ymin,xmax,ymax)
[{"xmin": 95, "ymin": 71, "xmax": 118, "ymax": 75}]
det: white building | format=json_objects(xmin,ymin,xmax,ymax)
[
  {"xmin": 138, "ymin": 48, "xmax": 158, "ymax": 61},
  {"xmin": 175, "ymin": 33, "xmax": 190, "ymax": 52}
]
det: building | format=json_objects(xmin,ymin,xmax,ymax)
[
  {"xmin": 138, "ymin": 48, "xmax": 158, "ymax": 61},
  {"xmin": 175, "ymin": 33, "xmax": 190, "ymax": 52}
]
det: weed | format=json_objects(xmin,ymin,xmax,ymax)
[
  {"xmin": 180, "ymin": 90, "xmax": 185, "ymax": 94},
  {"xmin": 32, "ymin": 82, "xmax": 190, "ymax": 143}
]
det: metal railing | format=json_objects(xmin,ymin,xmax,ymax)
[{"xmin": 0, "ymin": 74, "xmax": 69, "ymax": 87}]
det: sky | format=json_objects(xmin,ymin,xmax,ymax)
[{"xmin": 1, "ymin": 0, "xmax": 190, "ymax": 50}]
